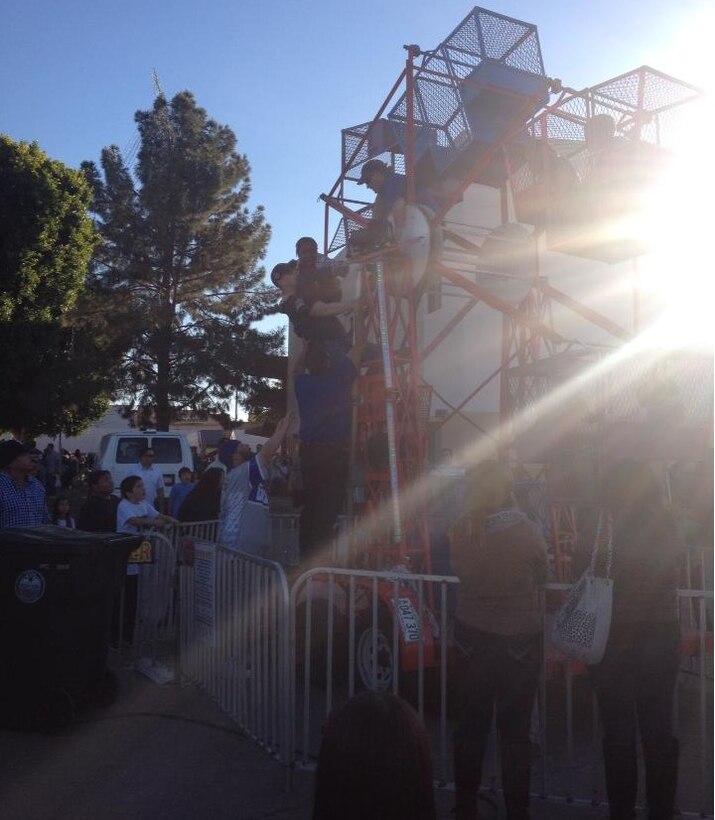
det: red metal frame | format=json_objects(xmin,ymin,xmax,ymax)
[{"xmin": 316, "ymin": 10, "xmax": 706, "ymax": 596}]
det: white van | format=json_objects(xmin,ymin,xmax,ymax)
[{"xmin": 96, "ymin": 431, "xmax": 194, "ymax": 495}]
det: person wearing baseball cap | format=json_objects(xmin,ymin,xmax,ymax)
[
  {"xmin": 350, "ymin": 158, "xmax": 407, "ymax": 256},
  {"xmin": 0, "ymin": 439, "xmax": 51, "ymax": 528}
]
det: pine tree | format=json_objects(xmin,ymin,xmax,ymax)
[{"xmin": 82, "ymin": 91, "xmax": 282, "ymax": 430}]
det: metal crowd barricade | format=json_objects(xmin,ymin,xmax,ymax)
[
  {"xmin": 128, "ymin": 531, "xmax": 179, "ymax": 663},
  {"xmin": 178, "ymin": 544, "xmax": 292, "ymax": 769},
  {"xmin": 171, "ymin": 519, "xmax": 221, "ymax": 546},
  {"xmin": 287, "ymin": 571, "xmax": 712, "ymax": 816},
  {"xmin": 168, "ymin": 517, "xmax": 298, "ymax": 568},
  {"xmin": 117, "ymin": 526, "xmax": 221, "ymax": 671},
  {"xmin": 288, "ymin": 566, "xmax": 459, "ymax": 783},
  {"xmin": 121, "ymin": 527, "xmax": 712, "ymax": 814}
]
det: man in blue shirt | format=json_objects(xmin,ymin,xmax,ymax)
[
  {"xmin": 0, "ymin": 440, "xmax": 51, "ymax": 528},
  {"xmin": 292, "ymin": 309, "xmax": 367, "ymax": 568}
]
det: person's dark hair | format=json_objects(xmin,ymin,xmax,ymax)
[
  {"xmin": 312, "ymin": 692, "xmax": 437, "ymax": 820},
  {"xmin": 87, "ymin": 469, "xmax": 111, "ymax": 489},
  {"xmin": 270, "ymin": 261, "xmax": 296, "ymax": 288},
  {"xmin": 120, "ymin": 475, "xmax": 142, "ymax": 499},
  {"xmin": 358, "ymin": 158, "xmax": 389, "ymax": 184},
  {"xmin": 51, "ymin": 495, "xmax": 72, "ymax": 523},
  {"xmin": 296, "ymin": 236, "xmax": 318, "ymax": 253},
  {"xmin": 177, "ymin": 467, "xmax": 223, "ymax": 522},
  {"xmin": 178, "ymin": 467, "xmax": 192, "ymax": 478}
]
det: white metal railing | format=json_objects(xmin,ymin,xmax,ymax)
[
  {"xmin": 289, "ymin": 566, "xmax": 458, "ymax": 782},
  {"xmin": 118, "ymin": 530, "xmax": 712, "ymax": 816},
  {"xmin": 167, "ymin": 519, "xmax": 221, "ymax": 551},
  {"xmin": 288, "ymin": 569, "xmax": 713, "ymax": 817},
  {"xmin": 178, "ymin": 543, "xmax": 292, "ymax": 768},
  {"xmin": 125, "ymin": 531, "xmax": 178, "ymax": 662}
]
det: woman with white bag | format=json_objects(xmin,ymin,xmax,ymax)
[{"xmin": 588, "ymin": 461, "xmax": 683, "ymax": 820}]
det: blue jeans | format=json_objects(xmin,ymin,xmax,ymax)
[{"xmin": 589, "ymin": 620, "xmax": 680, "ymax": 820}]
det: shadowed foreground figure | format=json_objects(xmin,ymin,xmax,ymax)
[
  {"xmin": 449, "ymin": 461, "xmax": 548, "ymax": 820},
  {"xmin": 312, "ymin": 692, "xmax": 438, "ymax": 820},
  {"xmin": 588, "ymin": 461, "xmax": 683, "ymax": 820}
]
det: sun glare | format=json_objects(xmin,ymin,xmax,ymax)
[
  {"xmin": 633, "ymin": 100, "xmax": 714, "ymax": 352},
  {"xmin": 627, "ymin": 2, "xmax": 715, "ymax": 352}
]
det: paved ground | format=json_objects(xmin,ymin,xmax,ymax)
[{"xmin": 2, "ymin": 662, "xmax": 700, "ymax": 820}]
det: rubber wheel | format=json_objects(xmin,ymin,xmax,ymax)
[{"xmin": 355, "ymin": 615, "xmax": 396, "ymax": 693}]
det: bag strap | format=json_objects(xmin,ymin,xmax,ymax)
[{"xmin": 589, "ymin": 511, "xmax": 614, "ymax": 579}]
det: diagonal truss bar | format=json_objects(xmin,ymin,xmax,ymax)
[
  {"xmin": 423, "ymin": 296, "xmax": 481, "ymax": 360},
  {"xmin": 436, "ymin": 261, "xmax": 563, "ymax": 344},
  {"xmin": 431, "ymin": 385, "xmax": 496, "ymax": 440},
  {"xmin": 442, "ymin": 229, "xmax": 484, "ymax": 254},
  {"xmin": 431, "ymin": 344, "xmax": 514, "ymax": 442},
  {"xmin": 537, "ymin": 281, "xmax": 632, "ymax": 341}
]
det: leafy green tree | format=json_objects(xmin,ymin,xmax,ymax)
[
  {"xmin": 82, "ymin": 91, "xmax": 282, "ymax": 431},
  {"xmin": 0, "ymin": 136, "xmax": 95, "ymax": 320},
  {"xmin": 0, "ymin": 135, "xmax": 117, "ymax": 438},
  {"xmin": 0, "ymin": 323, "xmax": 118, "ymax": 439}
]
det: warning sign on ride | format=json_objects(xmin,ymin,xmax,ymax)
[{"xmin": 128, "ymin": 539, "xmax": 153, "ymax": 564}]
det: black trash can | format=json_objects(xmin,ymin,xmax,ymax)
[{"xmin": 0, "ymin": 525, "xmax": 142, "ymax": 729}]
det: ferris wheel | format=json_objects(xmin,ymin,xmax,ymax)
[{"xmin": 315, "ymin": 6, "xmax": 707, "ymax": 580}]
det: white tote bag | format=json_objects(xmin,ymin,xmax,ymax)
[{"xmin": 551, "ymin": 513, "xmax": 613, "ymax": 665}]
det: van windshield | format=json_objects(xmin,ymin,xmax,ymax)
[{"xmin": 151, "ymin": 437, "xmax": 182, "ymax": 463}]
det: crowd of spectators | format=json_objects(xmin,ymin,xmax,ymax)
[
  {"xmin": 0, "ymin": 420, "xmax": 702, "ymax": 819},
  {"xmin": 0, "ymin": 425, "xmax": 295, "ymax": 554}
]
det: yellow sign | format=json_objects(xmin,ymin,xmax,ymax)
[{"xmin": 128, "ymin": 539, "xmax": 153, "ymax": 564}]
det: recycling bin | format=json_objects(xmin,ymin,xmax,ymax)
[{"xmin": 0, "ymin": 525, "xmax": 142, "ymax": 728}]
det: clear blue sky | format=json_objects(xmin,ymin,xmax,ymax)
[{"xmin": 1, "ymin": 0, "xmax": 710, "ymax": 335}]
